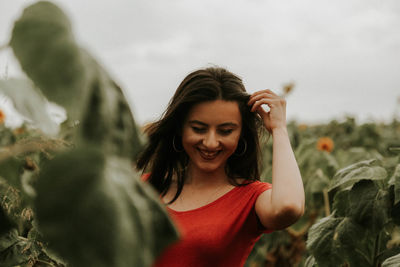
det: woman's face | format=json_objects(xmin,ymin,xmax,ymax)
[{"xmin": 181, "ymin": 100, "xmax": 242, "ymax": 174}]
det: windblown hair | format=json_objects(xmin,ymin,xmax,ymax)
[{"xmin": 136, "ymin": 67, "xmax": 264, "ymax": 203}]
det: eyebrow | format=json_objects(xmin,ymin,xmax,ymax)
[{"xmin": 188, "ymin": 120, "xmax": 239, "ymax": 127}]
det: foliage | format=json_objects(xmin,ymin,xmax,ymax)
[
  {"xmin": 246, "ymin": 118, "xmax": 400, "ymax": 267},
  {"xmin": 0, "ymin": 1, "xmax": 178, "ymax": 266}
]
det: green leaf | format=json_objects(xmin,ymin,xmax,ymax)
[
  {"xmin": 307, "ymin": 214, "xmax": 372, "ymax": 267},
  {"xmin": 329, "ymin": 159, "xmax": 387, "ymax": 192},
  {"xmin": 348, "ymin": 180, "xmax": 390, "ymax": 233},
  {"xmin": 10, "ymin": 1, "xmax": 143, "ymax": 160},
  {"xmin": 306, "ymin": 214, "xmax": 344, "ymax": 267},
  {"xmin": 382, "ymin": 253, "xmax": 400, "ymax": 267},
  {"xmin": 10, "ymin": 1, "xmax": 87, "ymax": 121},
  {"xmin": 332, "ymin": 217, "xmax": 370, "ymax": 266},
  {"xmin": 35, "ymin": 146, "xmax": 178, "ymax": 267},
  {"xmin": 0, "ymin": 79, "xmax": 59, "ymax": 135},
  {"xmin": 332, "ymin": 189, "xmax": 350, "ymax": 217}
]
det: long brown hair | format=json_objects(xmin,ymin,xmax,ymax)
[{"xmin": 137, "ymin": 67, "xmax": 264, "ymax": 203}]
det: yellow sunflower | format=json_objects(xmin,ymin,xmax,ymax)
[{"xmin": 317, "ymin": 137, "xmax": 334, "ymax": 153}]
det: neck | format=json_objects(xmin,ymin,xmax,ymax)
[{"xmin": 185, "ymin": 163, "xmax": 229, "ymax": 187}]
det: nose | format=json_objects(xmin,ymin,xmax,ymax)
[{"xmin": 202, "ymin": 131, "xmax": 220, "ymax": 150}]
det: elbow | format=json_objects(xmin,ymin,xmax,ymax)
[{"xmin": 271, "ymin": 202, "xmax": 305, "ymax": 230}]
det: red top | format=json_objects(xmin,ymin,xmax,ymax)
[{"xmin": 153, "ymin": 181, "xmax": 273, "ymax": 267}]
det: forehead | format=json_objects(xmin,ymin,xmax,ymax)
[{"xmin": 185, "ymin": 100, "xmax": 242, "ymax": 125}]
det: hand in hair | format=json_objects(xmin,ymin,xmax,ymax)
[{"xmin": 247, "ymin": 89, "xmax": 287, "ymax": 133}]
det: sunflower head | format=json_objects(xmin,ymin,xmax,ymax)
[
  {"xmin": 317, "ymin": 137, "xmax": 334, "ymax": 153},
  {"xmin": 0, "ymin": 109, "xmax": 5, "ymax": 124}
]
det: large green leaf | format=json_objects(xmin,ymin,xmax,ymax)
[
  {"xmin": 349, "ymin": 180, "xmax": 390, "ymax": 233},
  {"xmin": 332, "ymin": 217, "xmax": 370, "ymax": 266},
  {"xmin": 10, "ymin": 1, "xmax": 143, "ymax": 161},
  {"xmin": 329, "ymin": 159, "xmax": 387, "ymax": 192},
  {"xmin": 9, "ymin": 2, "xmax": 177, "ymax": 267},
  {"xmin": 332, "ymin": 189, "xmax": 350, "ymax": 217},
  {"xmin": 10, "ymin": 1, "xmax": 87, "ymax": 121},
  {"xmin": 382, "ymin": 253, "xmax": 400, "ymax": 267},
  {"xmin": 306, "ymin": 214, "xmax": 344, "ymax": 267},
  {"xmin": 307, "ymin": 213, "xmax": 372, "ymax": 267},
  {"xmin": 35, "ymin": 146, "xmax": 178, "ymax": 267}
]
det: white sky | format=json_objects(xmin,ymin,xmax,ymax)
[{"xmin": 1, "ymin": 0, "xmax": 400, "ymax": 126}]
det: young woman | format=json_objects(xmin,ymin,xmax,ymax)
[{"xmin": 137, "ymin": 67, "xmax": 305, "ymax": 267}]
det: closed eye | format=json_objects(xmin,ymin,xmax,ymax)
[
  {"xmin": 192, "ymin": 126, "xmax": 206, "ymax": 133},
  {"xmin": 218, "ymin": 129, "xmax": 234, "ymax": 135}
]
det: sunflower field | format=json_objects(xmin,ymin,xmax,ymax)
[{"xmin": 1, "ymin": 1, "xmax": 400, "ymax": 267}]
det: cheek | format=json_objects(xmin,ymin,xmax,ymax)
[
  {"xmin": 181, "ymin": 130, "xmax": 199, "ymax": 147},
  {"xmin": 225, "ymin": 135, "xmax": 241, "ymax": 151}
]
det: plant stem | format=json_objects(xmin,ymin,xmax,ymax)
[{"xmin": 323, "ymin": 188, "xmax": 330, "ymax": 216}]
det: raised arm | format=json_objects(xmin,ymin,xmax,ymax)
[{"xmin": 248, "ymin": 89, "xmax": 305, "ymax": 230}]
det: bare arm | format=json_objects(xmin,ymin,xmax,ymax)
[{"xmin": 248, "ymin": 89, "xmax": 305, "ymax": 230}]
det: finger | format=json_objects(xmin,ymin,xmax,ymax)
[
  {"xmin": 248, "ymin": 90, "xmax": 281, "ymax": 105},
  {"xmin": 250, "ymin": 98, "xmax": 275, "ymax": 112},
  {"xmin": 248, "ymin": 92, "xmax": 275, "ymax": 106},
  {"xmin": 250, "ymin": 89, "xmax": 278, "ymax": 98},
  {"xmin": 249, "ymin": 89, "xmax": 271, "ymax": 99},
  {"xmin": 251, "ymin": 98, "xmax": 284, "ymax": 112}
]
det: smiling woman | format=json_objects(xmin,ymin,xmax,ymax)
[
  {"xmin": 137, "ymin": 67, "xmax": 305, "ymax": 267},
  {"xmin": 181, "ymin": 100, "xmax": 242, "ymax": 175}
]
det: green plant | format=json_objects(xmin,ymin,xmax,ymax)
[{"xmin": 0, "ymin": 1, "xmax": 178, "ymax": 266}]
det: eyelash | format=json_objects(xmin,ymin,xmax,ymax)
[
  {"xmin": 192, "ymin": 127, "xmax": 206, "ymax": 133},
  {"xmin": 219, "ymin": 129, "xmax": 233, "ymax": 135},
  {"xmin": 191, "ymin": 127, "xmax": 233, "ymax": 135}
]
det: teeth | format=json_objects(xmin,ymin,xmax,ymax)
[{"xmin": 199, "ymin": 150, "xmax": 218, "ymax": 158}]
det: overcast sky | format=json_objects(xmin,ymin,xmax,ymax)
[{"xmin": 1, "ymin": 0, "xmax": 400, "ymax": 126}]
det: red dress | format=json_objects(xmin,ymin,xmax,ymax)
[{"xmin": 153, "ymin": 181, "xmax": 272, "ymax": 267}]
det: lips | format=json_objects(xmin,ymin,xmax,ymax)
[{"xmin": 197, "ymin": 148, "xmax": 220, "ymax": 160}]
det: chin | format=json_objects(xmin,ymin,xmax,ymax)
[{"xmin": 196, "ymin": 163, "xmax": 224, "ymax": 173}]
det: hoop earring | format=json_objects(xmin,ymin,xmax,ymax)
[
  {"xmin": 172, "ymin": 135, "xmax": 184, "ymax": 152},
  {"xmin": 235, "ymin": 138, "xmax": 247, "ymax": 156}
]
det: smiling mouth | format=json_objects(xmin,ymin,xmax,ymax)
[{"xmin": 198, "ymin": 149, "xmax": 220, "ymax": 160}]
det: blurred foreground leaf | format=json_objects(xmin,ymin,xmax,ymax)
[
  {"xmin": 7, "ymin": 1, "xmax": 178, "ymax": 266},
  {"xmin": 35, "ymin": 146, "xmax": 178, "ymax": 266}
]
